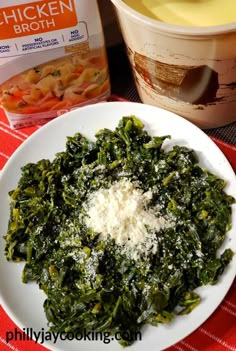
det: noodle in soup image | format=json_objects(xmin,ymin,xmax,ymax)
[{"xmin": 0, "ymin": 47, "xmax": 110, "ymax": 116}]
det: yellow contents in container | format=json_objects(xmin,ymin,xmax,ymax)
[{"xmin": 123, "ymin": 0, "xmax": 236, "ymax": 27}]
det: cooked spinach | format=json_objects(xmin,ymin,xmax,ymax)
[{"xmin": 4, "ymin": 116, "xmax": 234, "ymax": 346}]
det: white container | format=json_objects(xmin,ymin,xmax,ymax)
[
  {"xmin": 0, "ymin": 0, "xmax": 110, "ymax": 129},
  {"xmin": 110, "ymin": 0, "xmax": 236, "ymax": 128}
]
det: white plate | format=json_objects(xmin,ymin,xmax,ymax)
[{"xmin": 0, "ymin": 102, "xmax": 236, "ymax": 351}]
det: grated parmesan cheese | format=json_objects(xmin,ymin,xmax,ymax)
[{"xmin": 84, "ymin": 178, "xmax": 173, "ymax": 260}]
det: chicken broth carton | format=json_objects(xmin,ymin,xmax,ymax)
[{"xmin": 0, "ymin": 0, "xmax": 110, "ymax": 128}]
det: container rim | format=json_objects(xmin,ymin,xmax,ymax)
[{"xmin": 110, "ymin": 0, "xmax": 236, "ymax": 36}]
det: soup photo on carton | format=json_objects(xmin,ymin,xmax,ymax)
[{"xmin": 0, "ymin": 0, "xmax": 111, "ymax": 129}]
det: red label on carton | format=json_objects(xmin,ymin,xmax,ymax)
[{"xmin": 0, "ymin": 0, "xmax": 78, "ymax": 39}]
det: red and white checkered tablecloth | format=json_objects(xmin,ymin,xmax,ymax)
[{"xmin": 0, "ymin": 103, "xmax": 236, "ymax": 351}]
